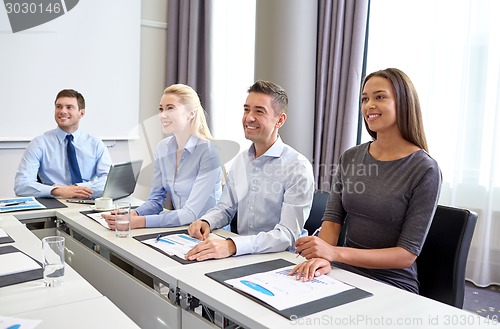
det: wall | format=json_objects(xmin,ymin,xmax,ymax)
[
  {"xmin": 0, "ymin": 0, "xmax": 140, "ymax": 141},
  {"xmin": 254, "ymin": 0, "xmax": 316, "ymax": 161},
  {"xmin": 0, "ymin": 0, "xmax": 167, "ymax": 200}
]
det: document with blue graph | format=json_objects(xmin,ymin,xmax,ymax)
[
  {"xmin": 142, "ymin": 233, "xmax": 223, "ymax": 259},
  {"xmin": 0, "ymin": 197, "xmax": 45, "ymax": 213},
  {"xmin": 225, "ymin": 266, "xmax": 355, "ymax": 310}
]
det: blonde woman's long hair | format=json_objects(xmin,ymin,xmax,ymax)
[{"xmin": 163, "ymin": 84, "xmax": 214, "ymax": 140}]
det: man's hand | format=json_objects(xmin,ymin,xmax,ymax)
[
  {"xmin": 187, "ymin": 219, "xmax": 211, "ymax": 241},
  {"xmin": 51, "ymin": 185, "xmax": 93, "ymax": 199},
  {"xmin": 185, "ymin": 239, "xmax": 236, "ymax": 261}
]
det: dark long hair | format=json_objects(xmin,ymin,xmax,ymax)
[{"xmin": 362, "ymin": 68, "xmax": 428, "ymax": 152}]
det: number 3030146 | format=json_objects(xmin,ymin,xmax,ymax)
[{"xmin": 5, "ymin": 2, "xmax": 61, "ymax": 14}]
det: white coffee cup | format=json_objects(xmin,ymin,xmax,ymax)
[{"xmin": 95, "ymin": 197, "xmax": 113, "ymax": 210}]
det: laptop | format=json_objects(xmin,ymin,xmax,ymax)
[{"xmin": 66, "ymin": 159, "xmax": 143, "ymax": 204}]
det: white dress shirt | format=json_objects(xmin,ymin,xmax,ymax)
[
  {"xmin": 14, "ymin": 127, "xmax": 111, "ymax": 198},
  {"xmin": 202, "ymin": 136, "xmax": 315, "ymax": 256},
  {"xmin": 135, "ymin": 135, "xmax": 223, "ymax": 227}
]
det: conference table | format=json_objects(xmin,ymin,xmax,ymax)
[
  {"xmin": 0, "ymin": 209, "xmax": 139, "ymax": 328},
  {"xmin": 1, "ymin": 197, "xmax": 498, "ymax": 329}
]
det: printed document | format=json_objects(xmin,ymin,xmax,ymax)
[
  {"xmin": 225, "ymin": 266, "xmax": 355, "ymax": 310},
  {"xmin": 0, "ymin": 252, "xmax": 41, "ymax": 277},
  {"xmin": 85, "ymin": 211, "xmax": 111, "ymax": 229},
  {"xmin": 0, "ymin": 316, "xmax": 41, "ymax": 329},
  {"xmin": 0, "ymin": 197, "xmax": 45, "ymax": 213},
  {"xmin": 142, "ymin": 233, "xmax": 223, "ymax": 259}
]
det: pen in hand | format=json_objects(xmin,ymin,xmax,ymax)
[{"xmin": 296, "ymin": 227, "xmax": 321, "ymax": 258}]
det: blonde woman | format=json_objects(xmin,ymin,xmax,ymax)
[{"xmin": 104, "ymin": 84, "xmax": 222, "ymax": 228}]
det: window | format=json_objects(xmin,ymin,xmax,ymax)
[{"xmin": 210, "ymin": 0, "xmax": 256, "ymax": 158}]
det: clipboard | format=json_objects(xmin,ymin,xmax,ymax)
[
  {"xmin": 0, "ymin": 245, "xmax": 43, "ymax": 287},
  {"xmin": 80, "ymin": 206, "xmax": 138, "ymax": 229},
  {"xmin": 36, "ymin": 197, "xmax": 67, "ymax": 210},
  {"xmin": 1, "ymin": 197, "xmax": 67, "ymax": 213},
  {"xmin": 206, "ymin": 258, "xmax": 373, "ymax": 319},
  {"xmin": 133, "ymin": 229, "xmax": 196, "ymax": 265},
  {"xmin": 0, "ymin": 228, "xmax": 15, "ymax": 245},
  {"xmin": 0, "ymin": 197, "xmax": 66, "ymax": 214}
]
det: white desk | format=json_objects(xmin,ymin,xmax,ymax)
[
  {"xmin": 0, "ymin": 224, "xmax": 102, "ymax": 315},
  {"xmin": 4, "ymin": 198, "xmax": 499, "ymax": 329},
  {"xmin": 0, "ymin": 213, "xmax": 27, "ymax": 227},
  {"xmin": 55, "ymin": 205, "xmax": 182, "ymax": 285},
  {"xmin": 171, "ymin": 251, "xmax": 499, "ymax": 329},
  {"xmin": 12, "ymin": 296, "xmax": 139, "ymax": 329},
  {"xmin": 53, "ymin": 200, "xmax": 183, "ymax": 329},
  {"xmin": 0, "ymin": 218, "xmax": 138, "ymax": 328}
]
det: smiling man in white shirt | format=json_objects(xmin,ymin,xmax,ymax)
[
  {"xmin": 14, "ymin": 89, "xmax": 111, "ymax": 199},
  {"xmin": 186, "ymin": 80, "xmax": 314, "ymax": 260}
]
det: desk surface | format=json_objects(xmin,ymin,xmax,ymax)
[
  {"xmin": 3, "ymin": 197, "xmax": 498, "ymax": 329},
  {"xmin": 0, "ymin": 207, "xmax": 139, "ymax": 328},
  {"xmin": 59, "ymin": 198, "xmax": 500, "ymax": 328},
  {"xmin": 56, "ymin": 205, "xmax": 183, "ymax": 286},
  {"xmin": 12, "ymin": 296, "xmax": 139, "ymax": 329},
  {"xmin": 173, "ymin": 251, "xmax": 498, "ymax": 329},
  {"xmin": 0, "ymin": 224, "xmax": 103, "ymax": 316},
  {"xmin": 57, "ymin": 203, "xmax": 498, "ymax": 328}
]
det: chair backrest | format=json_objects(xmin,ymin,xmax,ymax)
[
  {"xmin": 416, "ymin": 205, "xmax": 477, "ymax": 308},
  {"xmin": 230, "ymin": 212, "xmax": 238, "ymax": 234},
  {"xmin": 304, "ymin": 190, "xmax": 330, "ymax": 236}
]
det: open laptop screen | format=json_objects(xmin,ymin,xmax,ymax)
[{"xmin": 66, "ymin": 159, "xmax": 143, "ymax": 204}]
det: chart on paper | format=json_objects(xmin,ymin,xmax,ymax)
[
  {"xmin": 225, "ymin": 266, "xmax": 355, "ymax": 310},
  {"xmin": 142, "ymin": 233, "xmax": 223, "ymax": 259}
]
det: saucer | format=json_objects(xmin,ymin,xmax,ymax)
[{"xmin": 89, "ymin": 205, "xmax": 114, "ymax": 212}]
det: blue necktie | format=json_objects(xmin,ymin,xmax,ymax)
[{"xmin": 66, "ymin": 134, "xmax": 83, "ymax": 184}]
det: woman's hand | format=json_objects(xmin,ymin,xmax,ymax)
[
  {"xmin": 289, "ymin": 258, "xmax": 332, "ymax": 281},
  {"xmin": 101, "ymin": 212, "xmax": 145, "ymax": 230},
  {"xmin": 295, "ymin": 236, "xmax": 336, "ymax": 261}
]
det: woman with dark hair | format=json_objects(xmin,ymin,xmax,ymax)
[{"xmin": 291, "ymin": 68, "xmax": 441, "ymax": 293}]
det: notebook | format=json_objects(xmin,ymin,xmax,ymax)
[{"xmin": 66, "ymin": 159, "xmax": 143, "ymax": 204}]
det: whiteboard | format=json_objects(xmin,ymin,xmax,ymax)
[{"xmin": 0, "ymin": 0, "xmax": 141, "ymax": 141}]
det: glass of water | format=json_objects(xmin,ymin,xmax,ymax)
[
  {"xmin": 42, "ymin": 236, "xmax": 65, "ymax": 287},
  {"xmin": 115, "ymin": 201, "xmax": 131, "ymax": 238}
]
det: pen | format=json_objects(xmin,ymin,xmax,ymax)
[
  {"xmin": 296, "ymin": 227, "xmax": 322, "ymax": 258},
  {"xmin": 1, "ymin": 201, "xmax": 27, "ymax": 207},
  {"xmin": 155, "ymin": 234, "xmax": 174, "ymax": 244},
  {"xmin": 311, "ymin": 227, "xmax": 321, "ymax": 237}
]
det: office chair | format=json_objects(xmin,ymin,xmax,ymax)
[
  {"xmin": 233, "ymin": 190, "xmax": 332, "ymax": 236},
  {"xmin": 417, "ymin": 205, "xmax": 478, "ymax": 308},
  {"xmin": 304, "ymin": 190, "xmax": 330, "ymax": 236},
  {"xmin": 230, "ymin": 212, "xmax": 238, "ymax": 234}
]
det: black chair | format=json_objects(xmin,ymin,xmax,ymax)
[
  {"xmin": 304, "ymin": 190, "xmax": 330, "ymax": 236},
  {"xmin": 230, "ymin": 212, "xmax": 238, "ymax": 234},
  {"xmin": 417, "ymin": 205, "xmax": 478, "ymax": 308}
]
